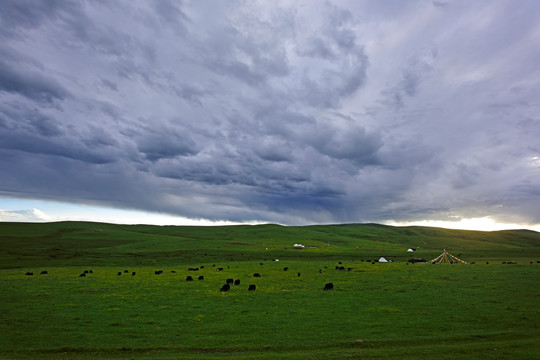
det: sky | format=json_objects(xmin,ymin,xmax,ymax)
[{"xmin": 1, "ymin": 0, "xmax": 540, "ymax": 231}]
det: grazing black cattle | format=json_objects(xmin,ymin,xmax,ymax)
[
  {"xmin": 83, "ymin": 270, "xmax": 89, "ymax": 274},
  {"xmin": 25, "ymin": 272, "xmax": 33, "ymax": 276},
  {"xmin": 198, "ymin": 275, "xmax": 204, "ymax": 280},
  {"xmin": 79, "ymin": 273, "xmax": 86, "ymax": 277},
  {"xmin": 486, "ymin": 262, "xmax": 489, "ymax": 264},
  {"xmin": 324, "ymin": 282, "xmax": 334, "ymax": 291},
  {"xmin": 132, "ymin": 272, "xmax": 136, "ymax": 276},
  {"xmin": 117, "ymin": 272, "xmax": 122, "ymax": 276},
  {"xmin": 348, "ymin": 268, "xmax": 353, "ymax": 271},
  {"xmin": 124, "ymin": 270, "xmax": 129, "ymax": 273},
  {"xmin": 338, "ymin": 266, "xmax": 345, "ymax": 270},
  {"xmin": 226, "ymin": 278, "xmax": 234, "ymax": 284},
  {"xmin": 248, "ymin": 284, "xmax": 256, "ymax": 291},
  {"xmin": 188, "ymin": 268, "xmax": 199, "ymax": 271},
  {"xmin": 216, "ymin": 267, "xmax": 224, "ymax": 271},
  {"xmin": 89, "ymin": 270, "xmax": 93, "ymax": 274},
  {"xmin": 338, "ymin": 262, "xmax": 342, "ymax": 264},
  {"xmin": 40, "ymin": 271, "xmax": 48, "ymax": 275},
  {"xmin": 283, "ymin": 267, "xmax": 288, "ymax": 271},
  {"xmin": 297, "ymin": 272, "xmax": 301, "ymax": 277},
  {"xmin": 186, "ymin": 276, "xmax": 194, "ymax": 281},
  {"xmin": 260, "ymin": 263, "xmax": 264, "ymax": 265},
  {"xmin": 220, "ymin": 284, "xmax": 230, "ymax": 292},
  {"xmin": 200, "ymin": 266, "xmax": 205, "ymax": 269},
  {"xmin": 171, "ymin": 270, "xmax": 176, "ymax": 273},
  {"xmin": 155, "ymin": 270, "xmax": 163, "ymax": 275},
  {"xmin": 234, "ymin": 279, "xmax": 240, "ymax": 286},
  {"xmin": 253, "ymin": 273, "xmax": 261, "ymax": 277}
]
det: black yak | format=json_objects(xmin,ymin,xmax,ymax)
[{"xmin": 324, "ymin": 282, "xmax": 334, "ymax": 290}]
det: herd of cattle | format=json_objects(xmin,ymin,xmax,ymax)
[
  {"xmin": 23, "ymin": 260, "xmax": 539, "ymax": 292},
  {"xmin": 22, "ymin": 263, "xmax": 337, "ymax": 292}
]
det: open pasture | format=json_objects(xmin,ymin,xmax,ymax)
[{"xmin": 1, "ymin": 222, "xmax": 539, "ymax": 359}]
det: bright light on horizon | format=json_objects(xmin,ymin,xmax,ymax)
[
  {"xmin": 1, "ymin": 198, "xmax": 539, "ymax": 232},
  {"xmin": 385, "ymin": 217, "xmax": 540, "ymax": 232}
]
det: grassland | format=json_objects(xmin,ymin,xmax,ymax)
[{"xmin": 1, "ymin": 222, "xmax": 539, "ymax": 359}]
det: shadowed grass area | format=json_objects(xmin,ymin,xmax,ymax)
[{"xmin": 1, "ymin": 222, "xmax": 539, "ymax": 359}]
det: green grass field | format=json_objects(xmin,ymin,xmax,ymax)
[{"xmin": 1, "ymin": 222, "xmax": 539, "ymax": 359}]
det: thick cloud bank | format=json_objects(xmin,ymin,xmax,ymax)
[{"xmin": 1, "ymin": 0, "xmax": 539, "ymax": 226}]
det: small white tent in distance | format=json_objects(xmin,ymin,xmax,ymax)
[{"xmin": 378, "ymin": 257, "xmax": 389, "ymax": 263}]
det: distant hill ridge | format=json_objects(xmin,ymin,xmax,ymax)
[{"xmin": 1, "ymin": 221, "xmax": 539, "ymax": 268}]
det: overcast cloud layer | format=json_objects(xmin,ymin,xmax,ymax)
[{"xmin": 1, "ymin": 0, "xmax": 539, "ymax": 226}]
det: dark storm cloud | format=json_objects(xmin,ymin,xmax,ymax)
[
  {"xmin": 0, "ymin": 48, "xmax": 69, "ymax": 103},
  {"xmin": 1, "ymin": 0, "xmax": 539, "ymax": 227}
]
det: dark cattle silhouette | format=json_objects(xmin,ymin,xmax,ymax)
[
  {"xmin": 253, "ymin": 273, "xmax": 261, "ymax": 277},
  {"xmin": 348, "ymin": 268, "xmax": 353, "ymax": 271},
  {"xmin": 248, "ymin": 284, "xmax": 256, "ymax": 291},
  {"xmin": 155, "ymin": 270, "xmax": 163, "ymax": 275},
  {"xmin": 83, "ymin": 270, "xmax": 89, "ymax": 274},
  {"xmin": 297, "ymin": 272, "xmax": 301, "ymax": 277},
  {"xmin": 188, "ymin": 268, "xmax": 199, "ymax": 271},
  {"xmin": 171, "ymin": 270, "xmax": 176, "ymax": 273},
  {"xmin": 324, "ymin": 282, "xmax": 334, "ymax": 291},
  {"xmin": 216, "ymin": 267, "xmax": 224, "ymax": 271},
  {"xmin": 283, "ymin": 267, "xmax": 288, "ymax": 271},
  {"xmin": 220, "ymin": 284, "xmax": 230, "ymax": 292},
  {"xmin": 40, "ymin": 271, "xmax": 48, "ymax": 275},
  {"xmin": 132, "ymin": 272, "xmax": 136, "ymax": 276},
  {"xmin": 89, "ymin": 270, "xmax": 93, "ymax": 273},
  {"xmin": 117, "ymin": 272, "xmax": 121, "ymax": 276},
  {"xmin": 79, "ymin": 273, "xmax": 86, "ymax": 277},
  {"xmin": 186, "ymin": 276, "xmax": 194, "ymax": 281},
  {"xmin": 226, "ymin": 278, "xmax": 234, "ymax": 284},
  {"xmin": 234, "ymin": 279, "xmax": 240, "ymax": 286},
  {"xmin": 338, "ymin": 262, "xmax": 342, "ymax": 264},
  {"xmin": 124, "ymin": 270, "xmax": 129, "ymax": 273},
  {"xmin": 198, "ymin": 275, "xmax": 204, "ymax": 280}
]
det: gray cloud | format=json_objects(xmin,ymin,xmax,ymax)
[{"xmin": 0, "ymin": 0, "xmax": 539, "ymax": 227}]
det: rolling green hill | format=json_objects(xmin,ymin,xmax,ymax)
[{"xmin": 1, "ymin": 221, "xmax": 539, "ymax": 268}]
